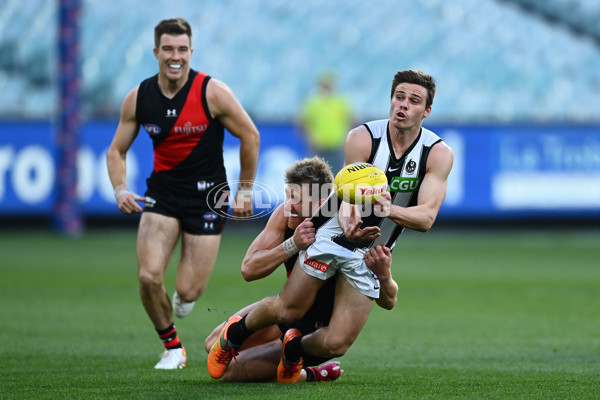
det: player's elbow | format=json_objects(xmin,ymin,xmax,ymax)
[
  {"xmin": 415, "ymin": 225, "xmax": 431, "ymax": 233},
  {"xmin": 106, "ymin": 148, "xmax": 118, "ymax": 169},
  {"xmin": 242, "ymin": 129, "xmax": 260, "ymax": 152},
  {"xmin": 106, "ymin": 145, "xmax": 125, "ymax": 164},
  {"xmin": 241, "ymin": 269, "xmax": 259, "ymax": 282},
  {"xmin": 240, "ymin": 266, "xmax": 254, "ymax": 282},
  {"xmin": 241, "ymin": 260, "xmax": 260, "ymax": 281},
  {"xmin": 416, "ymin": 215, "xmax": 436, "ymax": 232}
]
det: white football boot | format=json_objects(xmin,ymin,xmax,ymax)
[
  {"xmin": 173, "ymin": 292, "xmax": 195, "ymax": 319},
  {"xmin": 154, "ymin": 347, "xmax": 187, "ymax": 370}
]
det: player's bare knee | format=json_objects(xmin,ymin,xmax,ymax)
[
  {"xmin": 138, "ymin": 270, "xmax": 162, "ymax": 289},
  {"xmin": 270, "ymin": 297, "xmax": 304, "ymax": 323},
  {"xmin": 179, "ymin": 287, "xmax": 203, "ymax": 302},
  {"xmin": 275, "ymin": 309, "xmax": 296, "ymax": 324},
  {"xmin": 276, "ymin": 305, "xmax": 304, "ymax": 324},
  {"xmin": 323, "ymin": 336, "xmax": 352, "ymax": 357}
]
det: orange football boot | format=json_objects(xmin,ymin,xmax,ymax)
[
  {"xmin": 207, "ymin": 315, "xmax": 241, "ymax": 379},
  {"xmin": 277, "ymin": 328, "xmax": 304, "ymax": 383}
]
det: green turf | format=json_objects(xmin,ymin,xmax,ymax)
[{"xmin": 0, "ymin": 225, "xmax": 599, "ymax": 399}]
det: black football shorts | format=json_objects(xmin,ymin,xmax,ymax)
[{"xmin": 142, "ymin": 186, "xmax": 228, "ymax": 235}]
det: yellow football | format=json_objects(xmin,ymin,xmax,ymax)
[{"xmin": 334, "ymin": 163, "xmax": 388, "ymax": 204}]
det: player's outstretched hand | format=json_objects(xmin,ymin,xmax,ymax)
[
  {"xmin": 341, "ymin": 204, "xmax": 380, "ymax": 242},
  {"xmin": 293, "ymin": 218, "xmax": 316, "ymax": 250},
  {"xmin": 114, "ymin": 184, "xmax": 145, "ymax": 214}
]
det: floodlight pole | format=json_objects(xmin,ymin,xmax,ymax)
[{"xmin": 54, "ymin": 0, "xmax": 83, "ymax": 235}]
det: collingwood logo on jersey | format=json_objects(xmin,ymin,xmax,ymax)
[{"xmin": 406, "ymin": 159, "xmax": 417, "ymax": 174}]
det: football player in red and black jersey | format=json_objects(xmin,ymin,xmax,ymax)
[{"xmin": 107, "ymin": 17, "xmax": 260, "ymax": 370}]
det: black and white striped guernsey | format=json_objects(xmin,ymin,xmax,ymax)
[{"xmin": 311, "ymin": 119, "xmax": 444, "ymax": 256}]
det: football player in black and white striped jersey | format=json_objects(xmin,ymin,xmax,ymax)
[{"xmin": 208, "ymin": 70, "xmax": 453, "ymax": 382}]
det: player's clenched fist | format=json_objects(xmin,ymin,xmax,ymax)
[
  {"xmin": 364, "ymin": 245, "xmax": 392, "ymax": 279},
  {"xmin": 293, "ymin": 218, "xmax": 316, "ymax": 250}
]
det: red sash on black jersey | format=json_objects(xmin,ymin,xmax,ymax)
[{"xmin": 135, "ymin": 70, "xmax": 227, "ymax": 191}]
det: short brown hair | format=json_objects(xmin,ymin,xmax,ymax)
[
  {"xmin": 154, "ymin": 18, "xmax": 192, "ymax": 48},
  {"xmin": 391, "ymin": 70, "xmax": 436, "ymax": 109},
  {"xmin": 285, "ymin": 157, "xmax": 334, "ymax": 196}
]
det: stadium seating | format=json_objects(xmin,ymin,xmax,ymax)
[{"xmin": 1, "ymin": 0, "xmax": 599, "ymax": 122}]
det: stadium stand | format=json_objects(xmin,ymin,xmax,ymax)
[{"xmin": 0, "ymin": 0, "xmax": 599, "ymax": 122}]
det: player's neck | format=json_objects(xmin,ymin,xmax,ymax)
[
  {"xmin": 389, "ymin": 124, "xmax": 421, "ymax": 153},
  {"xmin": 157, "ymin": 74, "xmax": 188, "ymax": 99}
]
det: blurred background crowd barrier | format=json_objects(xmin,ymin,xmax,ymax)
[{"xmin": 0, "ymin": 0, "xmax": 599, "ymax": 228}]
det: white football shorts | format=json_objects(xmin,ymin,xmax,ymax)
[{"xmin": 299, "ymin": 239, "xmax": 380, "ymax": 299}]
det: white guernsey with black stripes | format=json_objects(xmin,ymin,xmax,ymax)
[{"xmin": 299, "ymin": 119, "xmax": 443, "ymax": 298}]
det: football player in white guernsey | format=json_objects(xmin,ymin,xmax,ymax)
[{"xmin": 208, "ymin": 70, "xmax": 453, "ymax": 382}]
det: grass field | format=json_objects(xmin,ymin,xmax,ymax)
[{"xmin": 1, "ymin": 224, "xmax": 599, "ymax": 399}]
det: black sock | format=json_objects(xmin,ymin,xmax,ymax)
[
  {"xmin": 304, "ymin": 367, "xmax": 317, "ymax": 382},
  {"xmin": 283, "ymin": 335, "xmax": 303, "ymax": 362},
  {"xmin": 226, "ymin": 315, "xmax": 255, "ymax": 346},
  {"xmin": 156, "ymin": 323, "xmax": 182, "ymax": 350}
]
